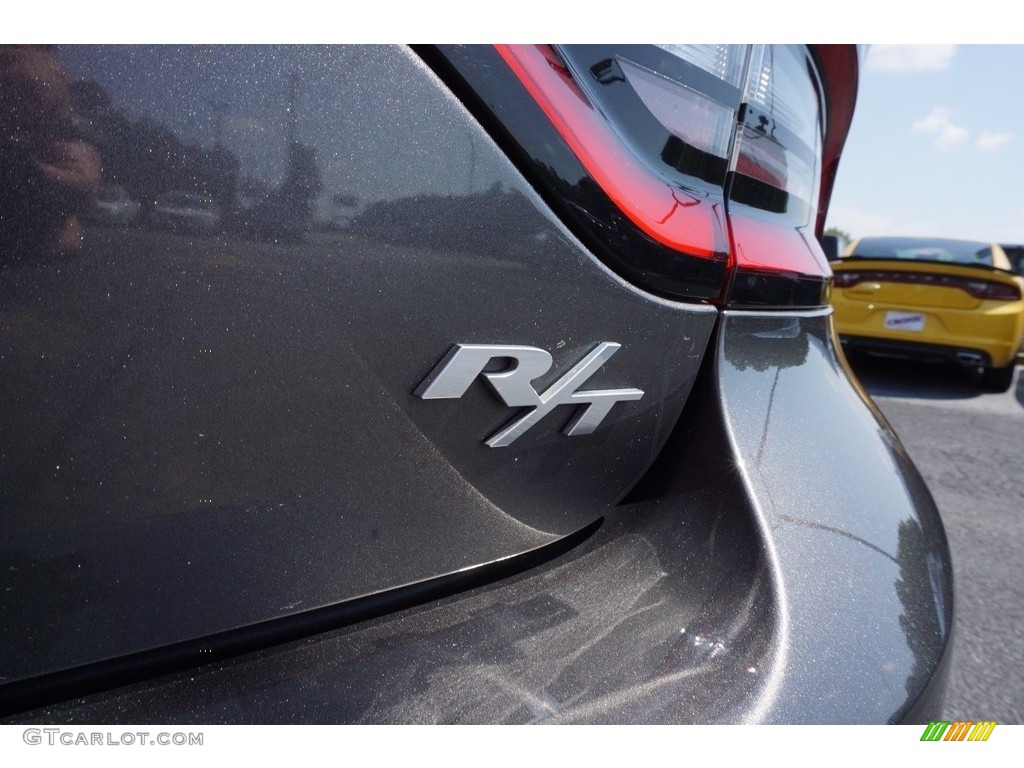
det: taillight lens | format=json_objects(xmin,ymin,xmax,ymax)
[
  {"xmin": 966, "ymin": 280, "xmax": 1021, "ymax": 301},
  {"xmin": 832, "ymin": 272, "xmax": 862, "ymax": 288},
  {"xmin": 618, "ymin": 57, "xmax": 735, "ymax": 161},
  {"xmin": 429, "ymin": 45, "xmax": 858, "ymax": 307},
  {"xmin": 834, "ymin": 270, "xmax": 1023, "ymax": 301},
  {"xmin": 496, "ymin": 44, "xmax": 734, "ymax": 262},
  {"xmin": 726, "ymin": 45, "xmax": 831, "ymax": 306},
  {"xmin": 655, "ymin": 44, "xmax": 748, "ymax": 88}
]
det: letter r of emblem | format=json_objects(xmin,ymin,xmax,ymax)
[{"xmin": 415, "ymin": 342, "xmax": 644, "ymax": 447}]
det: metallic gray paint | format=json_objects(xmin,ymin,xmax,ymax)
[
  {"xmin": 6, "ymin": 312, "xmax": 951, "ymax": 723},
  {"xmin": 1, "ymin": 46, "xmax": 715, "ymax": 686},
  {"xmin": 716, "ymin": 310, "xmax": 951, "ymax": 722}
]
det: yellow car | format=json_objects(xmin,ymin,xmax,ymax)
[{"xmin": 831, "ymin": 236, "xmax": 1024, "ymax": 392}]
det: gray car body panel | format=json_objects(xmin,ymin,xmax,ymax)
[
  {"xmin": 0, "ymin": 45, "xmax": 951, "ymax": 722},
  {"xmin": 7, "ymin": 312, "xmax": 952, "ymax": 723},
  {"xmin": 1, "ymin": 45, "xmax": 714, "ymax": 685}
]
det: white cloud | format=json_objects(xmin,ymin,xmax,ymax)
[
  {"xmin": 912, "ymin": 107, "xmax": 969, "ymax": 151},
  {"xmin": 866, "ymin": 45, "xmax": 957, "ymax": 72},
  {"xmin": 975, "ymin": 131, "xmax": 1014, "ymax": 152}
]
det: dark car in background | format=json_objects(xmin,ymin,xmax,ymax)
[{"xmin": 0, "ymin": 45, "xmax": 952, "ymax": 724}]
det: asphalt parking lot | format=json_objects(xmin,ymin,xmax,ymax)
[{"xmin": 847, "ymin": 355, "xmax": 1024, "ymax": 723}]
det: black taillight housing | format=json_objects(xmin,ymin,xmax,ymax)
[{"xmin": 422, "ymin": 44, "xmax": 860, "ymax": 309}]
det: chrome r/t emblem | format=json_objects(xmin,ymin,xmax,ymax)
[{"xmin": 415, "ymin": 342, "xmax": 644, "ymax": 447}]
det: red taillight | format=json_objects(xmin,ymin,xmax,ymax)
[
  {"xmin": 495, "ymin": 45, "xmax": 730, "ymax": 263},
  {"xmin": 832, "ymin": 272, "xmax": 862, "ymax": 288},
  {"xmin": 487, "ymin": 45, "xmax": 856, "ymax": 309},
  {"xmin": 964, "ymin": 280, "xmax": 1021, "ymax": 301},
  {"xmin": 726, "ymin": 45, "xmax": 833, "ymax": 292},
  {"xmin": 834, "ymin": 270, "xmax": 1022, "ymax": 301},
  {"xmin": 729, "ymin": 217, "xmax": 830, "ymax": 280},
  {"xmin": 453, "ymin": 44, "xmax": 859, "ymax": 307}
]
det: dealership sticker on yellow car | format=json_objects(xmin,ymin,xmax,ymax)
[{"xmin": 884, "ymin": 311, "xmax": 926, "ymax": 332}]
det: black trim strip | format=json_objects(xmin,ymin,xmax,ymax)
[
  {"xmin": 727, "ymin": 269, "xmax": 828, "ymax": 309},
  {"xmin": 0, "ymin": 519, "xmax": 602, "ymax": 719}
]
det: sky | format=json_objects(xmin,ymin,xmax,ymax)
[{"xmin": 826, "ymin": 45, "xmax": 1024, "ymax": 246}]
